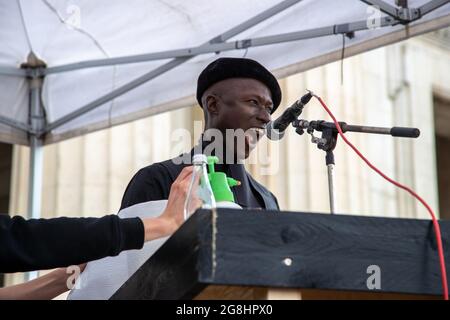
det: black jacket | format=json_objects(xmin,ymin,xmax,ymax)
[{"xmin": 0, "ymin": 214, "xmax": 144, "ymax": 273}]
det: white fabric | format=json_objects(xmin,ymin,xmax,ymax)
[
  {"xmin": 67, "ymin": 200, "xmax": 169, "ymax": 300},
  {"xmin": 0, "ymin": 0, "xmax": 449, "ymax": 144}
]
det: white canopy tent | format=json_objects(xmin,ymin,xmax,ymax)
[{"xmin": 0, "ymin": 0, "xmax": 449, "ymax": 222}]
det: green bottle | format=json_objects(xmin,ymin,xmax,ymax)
[{"xmin": 207, "ymin": 156, "xmax": 242, "ymax": 209}]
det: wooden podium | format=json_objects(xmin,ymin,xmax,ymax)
[{"xmin": 111, "ymin": 209, "xmax": 450, "ymax": 300}]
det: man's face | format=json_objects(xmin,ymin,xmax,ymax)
[{"xmin": 204, "ymin": 78, "xmax": 273, "ymax": 161}]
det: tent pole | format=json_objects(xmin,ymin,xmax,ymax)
[
  {"xmin": 25, "ymin": 78, "xmax": 44, "ymax": 281},
  {"xmin": 25, "ymin": 135, "xmax": 43, "ymax": 281},
  {"xmin": 0, "ymin": 65, "xmax": 27, "ymax": 77},
  {"xmin": 419, "ymin": 0, "xmax": 450, "ymax": 15},
  {"xmin": 23, "ymin": 54, "xmax": 46, "ymax": 282},
  {"xmin": 0, "ymin": 115, "xmax": 29, "ymax": 132},
  {"xmin": 27, "ymin": 139, "xmax": 43, "ymax": 222}
]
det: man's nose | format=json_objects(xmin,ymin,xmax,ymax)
[{"xmin": 257, "ymin": 109, "xmax": 271, "ymax": 125}]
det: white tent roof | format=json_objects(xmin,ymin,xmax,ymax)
[{"xmin": 1, "ymin": 0, "xmax": 449, "ymax": 145}]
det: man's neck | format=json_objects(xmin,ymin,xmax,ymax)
[{"xmin": 193, "ymin": 133, "xmax": 243, "ymax": 165}]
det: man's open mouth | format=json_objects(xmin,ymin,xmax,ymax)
[{"xmin": 245, "ymin": 127, "xmax": 265, "ymax": 145}]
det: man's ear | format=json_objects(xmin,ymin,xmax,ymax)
[{"xmin": 204, "ymin": 94, "xmax": 220, "ymax": 116}]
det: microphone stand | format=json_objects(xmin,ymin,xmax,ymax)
[{"xmin": 292, "ymin": 119, "xmax": 420, "ymax": 214}]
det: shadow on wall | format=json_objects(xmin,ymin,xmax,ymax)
[
  {"xmin": 434, "ymin": 94, "xmax": 450, "ymax": 220},
  {"xmin": 0, "ymin": 142, "xmax": 12, "ymax": 287}
]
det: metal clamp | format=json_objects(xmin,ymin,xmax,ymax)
[{"xmin": 397, "ymin": 8, "xmax": 421, "ymax": 22}]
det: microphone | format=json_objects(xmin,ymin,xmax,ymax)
[{"xmin": 266, "ymin": 91, "xmax": 313, "ymax": 140}]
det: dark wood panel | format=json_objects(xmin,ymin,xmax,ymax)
[
  {"xmin": 112, "ymin": 209, "xmax": 450, "ymax": 299},
  {"xmin": 205, "ymin": 210, "xmax": 450, "ymax": 296}
]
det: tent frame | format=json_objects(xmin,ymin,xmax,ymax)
[
  {"xmin": 0, "ymin": 0, "xmax": 447, "ymax": 136},
  {"xmin": 0, "ymin": 0, "xmax": 447, "ymax": 235}
]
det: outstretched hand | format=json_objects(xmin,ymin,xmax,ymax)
[{"xmin": 142, "ymin": 166, "xmax": 201, "ymax": 241}]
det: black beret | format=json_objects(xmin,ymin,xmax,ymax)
[{"xmin": 196, "ymin": 57, "xmax": 282, "ymax": 114}]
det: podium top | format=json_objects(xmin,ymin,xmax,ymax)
[{"xmin": 111, "ymin": 209, "xmax": 450, "ymax": 300}]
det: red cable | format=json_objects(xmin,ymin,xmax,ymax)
[{"xmin": 313, "ymin": 94, "xmax": 448, "ymax": 300}]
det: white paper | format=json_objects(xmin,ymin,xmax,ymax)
[{"xmin": 67, "ymin": 200, "xmax": 169, "ymax": 300}]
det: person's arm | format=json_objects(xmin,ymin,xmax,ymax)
[
  {"xmin": 0, "ymin": 166, "xmax": 199, "ymax": 274},
  {"xmin": 0, "ymin": 214, "xmax": 144, "ymax": 273},
  {"xmin": 0, "ymin": 264, "xmax": 86, "ymax": 300},
  {"xmin": 0, "ymin": 166, "xmax": 200, "ymax": 299}
]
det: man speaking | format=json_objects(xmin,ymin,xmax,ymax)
[{"xmin": 120, "ymin": 57, "xmax": 281, "ymax": 210}]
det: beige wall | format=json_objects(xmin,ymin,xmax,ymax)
[{"xmin": 5, "ymin": 34, "xmax": 450, "ymax": 286}]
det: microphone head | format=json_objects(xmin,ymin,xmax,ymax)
[{"xmin": 266, "ymin": 121, "xmax": 285, "ymax": 141}]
